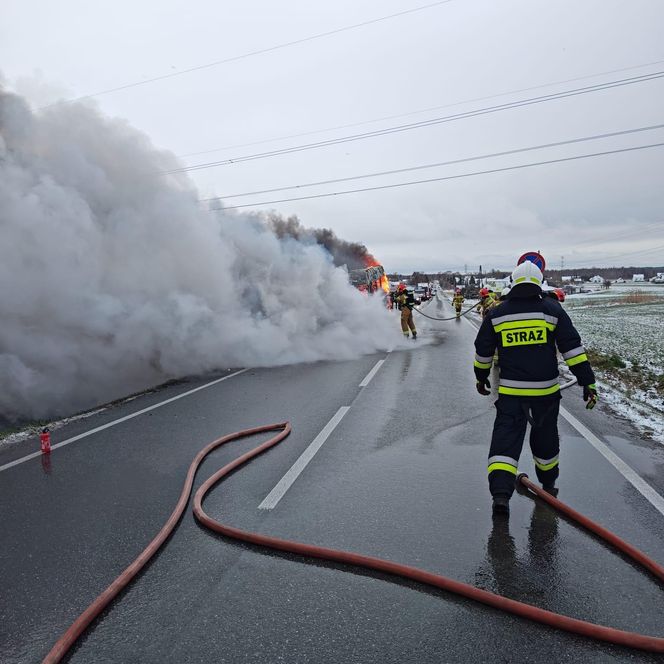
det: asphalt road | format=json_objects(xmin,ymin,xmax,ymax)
[{"xmin": 1, "ymin": 294, "xmax": 663, "ymax": 663}]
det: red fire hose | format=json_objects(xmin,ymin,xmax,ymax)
[{"xmin": 44, "ymin": 422, "xmax": 664, "ymax": 662}]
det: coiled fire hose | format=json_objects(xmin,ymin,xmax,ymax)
[{"xmin": 44, "ymin": 422, "xmax": 664, "ymax": 662}]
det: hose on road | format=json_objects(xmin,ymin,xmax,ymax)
[
  {"xmin": 517, "ymin": 473, "xmax": 664, "ymax": 582},
  {"xmin": 413, "ymin": 302, "xmax": 478, "ymax": 321},
  {"xmin": 44, "ymin": 422, "xmax": 664, "ymax": 662},
  {"xmin": 43, "ymin": 422, "xmax": 291, "ymax": 664}
]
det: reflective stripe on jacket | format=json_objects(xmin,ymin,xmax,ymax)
[
  {"xmin": 395, "ymin": 291, "xmax": 415, "ymax": 310},
  {"xmin": 473, "ymin": 295, "xmax": 595, "ymax": 396}
]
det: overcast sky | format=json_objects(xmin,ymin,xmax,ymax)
[{"xmin": 3, "ymin": 0, "xmax": 664, "ymax": 272}]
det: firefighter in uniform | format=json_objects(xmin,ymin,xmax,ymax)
[
  {"xmin": 486, "ymin": 289, "xmax": 500, "ymax": 315},
  {"xmin": 395, "ymin": 283, "xmax": 417, "ymax": 339},
  {"xmin": 477, "ymin": 288, "xmax": 499, "ymax": 318},
  {"xmin": 452, "ymin": 288, "xmax": 465, "ymax": 318},
  {"xmin": 473, "ymin": 261, "xmax": 598, "ymax": 515}
]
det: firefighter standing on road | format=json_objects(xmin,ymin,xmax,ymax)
[
  {"xmin": 477, "ymin": 287, "xmax": 499, "ymax": 318},
  {"xmin": 473, "ymin": 261, "xmax": 598, "ymax": 515},
  {"xmin": 395, "ymin": 283, "xmax": 417, "ymax": 339},
  {"xmin": 452, "ymin": 288, "xmax": 465, "ymax": 318}
]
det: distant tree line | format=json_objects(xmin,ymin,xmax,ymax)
[{"xmin": 388, "ymin": 265, "xmax": 664, "ymax": 287}]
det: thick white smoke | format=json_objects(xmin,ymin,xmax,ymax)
[{"xmin": 0, "ymin": 88, "xmax": 399, "ymax": 421}]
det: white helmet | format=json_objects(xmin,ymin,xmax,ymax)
[{"xmin": 510, "ymin": 261, "xmax": 543, "ymax": 296}]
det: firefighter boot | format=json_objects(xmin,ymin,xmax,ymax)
[
  {"xmin": 412, "ymin": 331, "xmax": 417, "ymax": 340},
  {"xmin": 492, "ymin": 494, "xmax": 510, "ymax": 516}
]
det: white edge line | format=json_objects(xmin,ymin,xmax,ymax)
[
  {"xmin": 258, "ymin": 406, "xmax": 350, "ymax": 510},
  {"xmin": 559, "ymin": 406, "xmax": 664, "ymax": 518},
  {"xmin": 359, "ymin": 359, "xmax": 385, "ymax": 387},
  {"xmin": 463, "ymin": 317, "xmax": 477, "ymax": 331},
  {"xmin": 0, "ymin": 368, "xmax": 248, "ymax": 473}
]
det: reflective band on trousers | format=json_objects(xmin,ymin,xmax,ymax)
[
  {"xmin": 474, "ymin": 360, "xmax": 492, "ymax": 369},
  {"xmin": 534, "ymin": 455, "xmax": 559, "ymax": 471},
  {"xmin": 488, "ymin": 455, "xmax": 518, "ymax": 475},
  {"xmin": 488, "ymin": 462, "xmax": 518, "ymax": 475}
]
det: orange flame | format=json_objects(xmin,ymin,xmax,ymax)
[{"xmin": 363, "ymin": 255, "xmax": 390, "ymax": 293}]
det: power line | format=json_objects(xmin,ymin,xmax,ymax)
[
  {"xmin": 208, "ymin": 141, "xmax": 664, "ymax": 210},
  {"xmin": 164, "ymin": 70, "xmax": 664, "ymax": 174},
  {"xmin": 203, "ymin": 123, "xmax": 664, "ymax": 201},
  {"xmin": 457, "ymin": 226, "xmax": 664, "ymax": 271},
  {"xmin": 571, "ymin": 221, "xmax": 664, "ymax": 248},
  {"xmin": 179, "ymin": 58, "xmax": 664, "ymax": 159},
  {"xmin": 44, "ymin": 1, "xmax": 453, "ymax": 107},
  {"xmin": 417, "ymin": 237, "xmax": 664, "ymax": 271},
  {"xmin": 563, "ymin": 242, "xmax": 664, "ymax": 266}
]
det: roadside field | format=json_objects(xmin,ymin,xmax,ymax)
[{"xmin": 565, "ymin": 290, "xmax": 664, "ymax": 443}]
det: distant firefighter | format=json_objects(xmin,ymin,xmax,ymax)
[
  {"xmin": 395, "ymin": 283, "xmax": 417, "ymax": 339},
  {"xmin": 477, "ymin": 288, "xmax": 499, "ymax": 318},
  {"xmin": 452, "ymin": 288, "xmax": 465, "ymax": 318}
]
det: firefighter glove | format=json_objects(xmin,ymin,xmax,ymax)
[
  {"xmin": 583, "ymin": 383, "xmax": 598, "ymax": 410},
  {"xmin": 476, "ymin": 378, "xmax": 491, "ymax": 396}
]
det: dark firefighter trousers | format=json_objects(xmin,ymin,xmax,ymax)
[{"xmin": 488, "ymin": 394, "xmax": 560, "ymax": 497}]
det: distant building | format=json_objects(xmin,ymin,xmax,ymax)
[
  {"xmin": 632, "ymin": 274, "xmax": 645, "ymax": 282},
  {"xmin": 561, "ymin": 275, "xmax": 572, "ymax": 282},
  {"xmin": 486, "ymin": 277, "xmax": 510, "ymax": 290},
  {"xmin": 589, "ymin": 275, "xmax": 604, "ymax": 283},
  {"xmin": 650, "ymin": 273, "xmax": 664, "ymax": 283}
]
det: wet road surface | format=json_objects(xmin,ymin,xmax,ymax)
[{"xmin": 1, "ymin": 294, "xmax": 663, "ymax": 663}]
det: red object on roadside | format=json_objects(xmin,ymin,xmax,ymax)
[{"xmin": 40, "ymin": 428, "xmax": 51, "ymax": 454}]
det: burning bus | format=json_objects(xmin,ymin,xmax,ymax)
[{"xmin": 349, "ymin": 264, "xmax": 389, "ymax": 294}]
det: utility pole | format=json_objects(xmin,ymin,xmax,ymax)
[{"xmin": 560, "ymin": 255, "xmax": 565, "ymax": 272}]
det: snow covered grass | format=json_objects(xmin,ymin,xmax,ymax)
[
  {"xmin": 0, "ymin": 378, "xmax": 178, "ymax": 449},
  {"xmin": 418, "ymin": 288, "xmax": 663, "ymax": 443},
  {"xmin": 0, "ymin": 407, "xmax": 107, "ymax": 449},
  {"xmin": 565, "ymin": 290, "xmax": 664, "ymax": 443}
]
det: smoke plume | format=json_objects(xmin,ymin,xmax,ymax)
[
  {"xmin": 267, "ymin": 214, "xmax": 378, "ymax": 269},
  {"xmin": 0, "ymin": 87, "xmax": 398, "ymax": 421}
]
